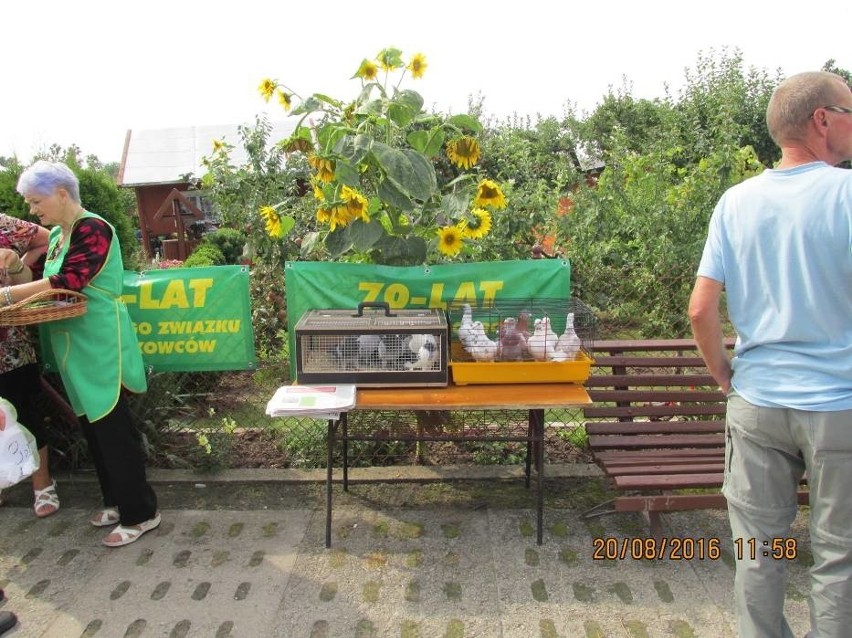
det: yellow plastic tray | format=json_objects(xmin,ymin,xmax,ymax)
[{"xmin": 450, "ymin": 352, "xmax": 593, "ymax": 385}]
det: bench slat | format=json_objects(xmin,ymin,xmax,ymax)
[
  {"xmin": 585, "ymin": 374, "xmax": 718, "ymax": 387},
  {"xmin": 587, "ymin": 390, "xmax": 726, "ymax": 403},
  {"xmin": 593, "ymin": 355, "xmax": 710, "ymax": 368},
  {"xmin": 589, "ymin": 433, "xmax": 725, "ymax": 449},
  {"xmin": 593, "ymin": 447, "xmax": 725, "ymax": 462},
  {"xmin": 613, "ymin": 491, "xmax": 809, "ymax": 514},
  {"xmin": 606, "ymin": 462, "xmax": 724, "ymax": 476},
  {"xmin": 592, "ymin": 338, "xmax": 736, "ymax": 353},
  {"xmin": 614, "ymin": 473, "xmax": 725, "ymax": 489},
  {"xmin": 584, "ymin": 404, "xmax": 727, "ymax": 419},
  {"xmin": 586, "ymin": 420, "xmax": 724, "ymax": 435}
]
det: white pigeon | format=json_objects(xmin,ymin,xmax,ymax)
[
  {"xmin": 526, "ymin": 316, "xmax": 558, "ymax": 361},
  {"xmin": 464, "ymin": 321, "xmax": 498, "ymax": 362},
  {"xmin": 555, "ymin": 312, "xmax": 582, "ymax": 360},
  {"xmin": 457, "ymin": 303, "xmax": 476, "ymax": 349},
  {"xmin": 405, "ymin": 334, "xmax": 439, "ymax": 370}
]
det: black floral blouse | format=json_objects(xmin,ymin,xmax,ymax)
[{"xmin": 0, "ymin": 213, "xmax": 42, "ymax": 374}]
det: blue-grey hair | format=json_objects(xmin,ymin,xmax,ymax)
[{"xmin": 16, "ymin": 160, "xmax": 81, "ymax": 204}]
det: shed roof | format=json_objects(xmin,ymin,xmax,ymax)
[{"xmin": 118, "ymin": 120, "xmax": 298, "ymax": 187}]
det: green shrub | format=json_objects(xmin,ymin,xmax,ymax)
[
  {"xmin": 204, "ymin": 227, "xmax": 246, "ymax": 264},
  {"xmin": 184, "ymin": 243, "xmax": 226, "ymax": 267}
]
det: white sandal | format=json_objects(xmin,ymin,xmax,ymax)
[
  {"xmin": 33, "ymin": 479, "xmax": 60, "ymax": 518},
  {"xmin": 102, "ymin": 512, "xmax": 161, "ymax": 547},
  {"xmin": 90, "ymin": 507, "xmax": 120, "ymax": 527}
]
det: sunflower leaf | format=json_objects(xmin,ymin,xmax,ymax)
[
  {"xmin": 325, "ymin": 228, "xmax": 353, "ymax": 258},
  {"xmin": 376, "ymin": 235, "xmax": 427, "ymax": 266},
  {"xmin": 447, "ymin": 114, "xmax": 483, "ymax": 134},
  {"xmin": 393, "ymin": 89, "xmax": 424, "ymax": 113},
  {"xmin": 377, "ymin": 177, "xmax": 414, "ymax": 211},
  {"xmin": 333, "ymin": 160, "xmax": 360, "ymax": 188},
  {"xmin": 299, "ymin": 231, "xmax": 320, "ymax": 257},
  {"xmin": 407, "ymin": 129, "xmax": 445, "ymax": 158},
  {"xmin": 348, "ymin": 219, "xmax": 386, "ymax": 251},
  {"xmin": 371, "ymin": 142, "xmax": 437, "ymax": 201},
  {"xmin": 278, "ymin": 215, "xmax": 296, "ymax": 236}
]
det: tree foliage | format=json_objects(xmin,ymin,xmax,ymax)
[{"xmin": 0, "ymin": 147, "xmax": 140, "ymax": 268}]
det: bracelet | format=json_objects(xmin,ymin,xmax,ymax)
[
  {"xmin": 8, "ymin": 260, "xmax": 25, "ymax": 275},
  {"xmin": 1, "ymin": 286, "xmax": 12, "ymax": 307}
]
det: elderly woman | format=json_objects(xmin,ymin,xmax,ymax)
[
  {"xmin": 0, "ymin": 212, "xmax": 59, "ymax": 517},
  {"xmin": 4, "ymin": 160, "xmax": 159, "ymax": 547}
]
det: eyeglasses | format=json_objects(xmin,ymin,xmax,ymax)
[{"xmin": 822, "ymin": 105, "xmax": 852, "ymax": 114}]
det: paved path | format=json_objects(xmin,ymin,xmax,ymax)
[{"xmin": 0, "ymin": 468, "xmax": 813, "ymax": 637}]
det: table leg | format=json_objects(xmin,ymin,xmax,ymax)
[
  {"xmin": 326, "ymin": 417, "xmax": 335, "ymax": 548},
  {"xmin": 525, "ymin": 410, "xmax": 533, "ymax": 488},
  {"xmin": 531, "ymin": 408, "xmax": 545, "ymax": 545},
  {"xmin": 342, "ymin": 412, "xmax": 349, "ymax": 492}
]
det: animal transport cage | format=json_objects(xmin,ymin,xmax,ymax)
[
  {"xmin": 294, "ymin": 302, "xmax": 449, "ymax": 387},
  {"xmin": 445, "ymin": 297, "xmax": 596, "ymax": 384}
]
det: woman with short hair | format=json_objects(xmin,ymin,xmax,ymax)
[{"xmin": 5, "ymin": 160, "xmax": 159, "ymax": 547}]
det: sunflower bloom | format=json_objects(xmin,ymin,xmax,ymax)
[
  {"xmin": 437, "ymin": 226, "xmax": 464, "ymax": 257},
  {"xmin": 316, "ymin": 206, "xmax": 333, "ymax": 225},
  {"xmin": 276, "ymin": 89, "xmax": 292, "ymax": 111},
  {"xmin": 354, "ymin": 59, "xmax": 379, "ymax": 81},
  {"xmin": 341, "ymin": 185, "xmax": 369, "ymax": 222},
  {"xmin": 211, "ymin": 139, "xmax": 226, "ymax": 153},
  {"xmin": 307, "ymin": 155, "xmax": 336, "ymax": 184},
  {"xmin": 259, "ymin": 205, "xmax": 284, "ymax": 238},
  {"xmin": 446, "ymin": 136, "xmax": 481, "ymax": 170},
  {"xmin": 459, "ymin": 208, "xmax": 492, "ymax": 239},
  {"xmin": 407, "ymin": 53, "xmax": 427, "ymax": 79},
  {"xmin": 474, "ymin": 179, "xmax": 507, "ymax": 209},
  {"xmin": 312, "ymin": 179, "xmax": 325, "ymax": 202},
  {"xmin": 258, "ymin": 78, "xmax": 276, "ymax": 102}
]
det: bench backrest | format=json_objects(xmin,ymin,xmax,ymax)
[{"xmin": 584, "ymin": 339, "xmax": 735, "ymax": 451}]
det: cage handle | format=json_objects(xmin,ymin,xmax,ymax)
[{"xmin": 355, "ymin": 301, "xmax": 396, "ymax": 317}]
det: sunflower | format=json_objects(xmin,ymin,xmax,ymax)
[
  {"xmin": 259, "ymin": 206, "xmax": 284, "ymax": 238},
  {"xmin": 407, "ymin": 53, "xmax": 427, "ymax": 79},
  {"xmin": 211, "ymin": 139, "xmax": 226, "ymax": 153},
  {"xmin": 459, "ymin": 208, "xmax": 492, "ymax": 240},
  {"xmin": 312, "ymin": 179, "xmax": 325, "ymax": 202},
  {"xmin": 341, "ymin": 185, "xmax": 369, "ymax": 222},
  {"xmin": 276, "ymin": 89, "xmax": 292, "ymax": 111},
  {"xmin": 437, "ymin": 225, "xmax": 464, "ymax": 257},
  {"xmin": 258, "ymin": 78, "xmax": 276, "ymax": 102},
  {"xmin": 316, "ymin": 206, "xmax": 333, "ymax": 225},
  {"xmin": 446, "ymin": 136, "xmax": 481, "ymax": 170},
  {"xmin": 354, "ymin": 59, "xmax": 379, "ymax": 81},
  {"xmin": 307, "ymin": 155, "xmax": 336, "ymax": 184},
  {"xmin": 473, "ymin": 179, "xmax": 507, "ymax": 210}
]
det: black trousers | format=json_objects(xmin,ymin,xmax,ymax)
[{"xmin": 79, "ymin": 397, "xmax": 157, "ymax": 526}]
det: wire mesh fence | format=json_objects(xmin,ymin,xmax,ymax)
[{"xmin": 39, "ymin": 363, "xmax": 592, "ymax": 472}]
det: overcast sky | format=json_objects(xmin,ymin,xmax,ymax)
[{"xmin": 2, "ymin": 0, "xmax": 847, "ymax": 165}]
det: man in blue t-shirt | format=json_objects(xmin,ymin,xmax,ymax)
[{"xmin": 690, "ymin": 71, "xmax": 852, "ymax": 638}]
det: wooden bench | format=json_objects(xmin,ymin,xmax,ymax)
[{"xmin": 581, "ymin": 338, "xmax": 807, "ymax": 536}]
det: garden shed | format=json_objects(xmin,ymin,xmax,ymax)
[{"xmin": 118, "ymin": 120, "xmax": 297, "ymax": 261}]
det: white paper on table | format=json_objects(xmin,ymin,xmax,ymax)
[{"xmin": 265, "ymin": 384, "xmax": 356, "ymax": 418}]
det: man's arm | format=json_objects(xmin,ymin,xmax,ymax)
[{"xmin": 688, "ymin": 276, "xmax": 732, "ymax": 393}]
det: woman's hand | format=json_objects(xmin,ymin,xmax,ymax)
[{"xmin": 0, "ymin": 248, "xmax": 30, "ymax": 284}]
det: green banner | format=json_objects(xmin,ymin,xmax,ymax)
[
  {"xmin": 42, "ymin": 266, "xmax": 256, "ymax": 373},
  {"xmin": 284, "ymin": 259, "xmax": 571, "ymax": 376},
  {"xmin": 122, "ymin": 265, "xmax": 256, "ymax": 372}
]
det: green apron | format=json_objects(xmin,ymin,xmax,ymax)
[{"xmin": 41, "ymin": 211, "xmax": 146, "ymax": 421}]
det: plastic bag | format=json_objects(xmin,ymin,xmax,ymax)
[{"xmin": 0, "ymin": 397, "xmax": 40, "ymax": 489}]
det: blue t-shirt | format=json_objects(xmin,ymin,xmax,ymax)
[{"xmin": 697, "ymin": 162, "xmax": 852, "ymax": 411}]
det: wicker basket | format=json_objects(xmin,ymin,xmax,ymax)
[{"xmin": 0, "ymin": 289, "xmax": 87, "ymax": 326}]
